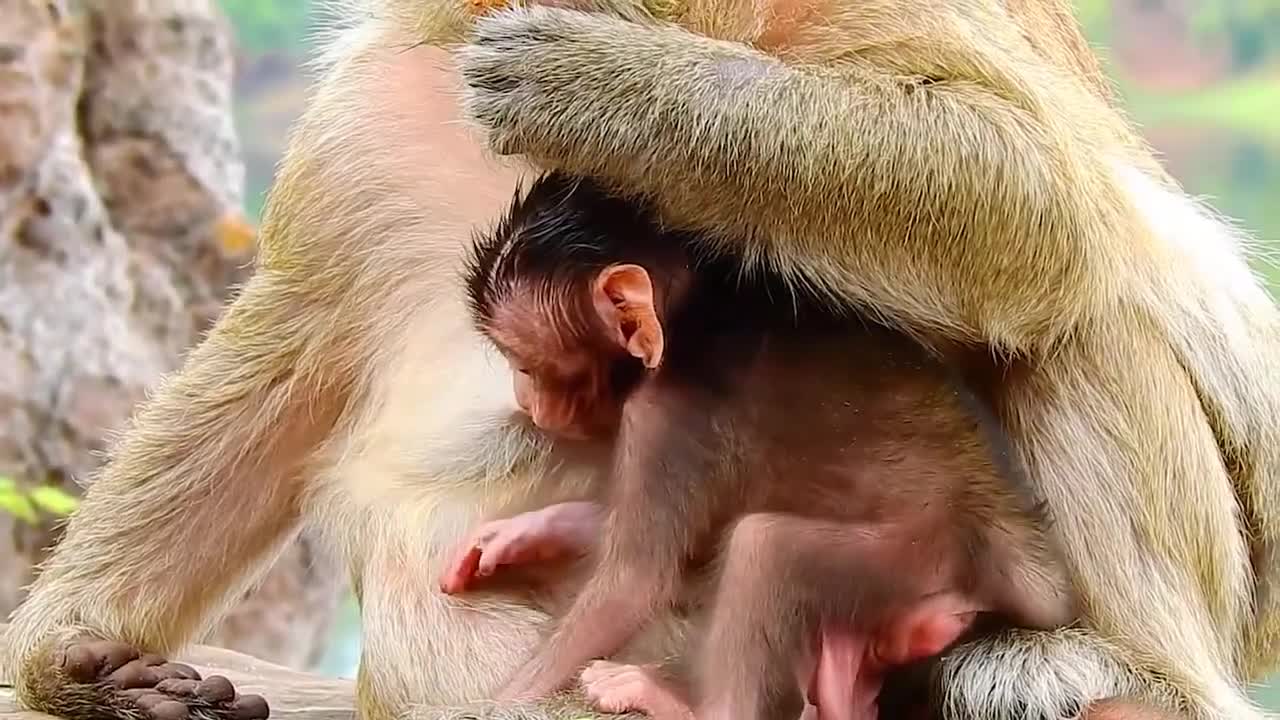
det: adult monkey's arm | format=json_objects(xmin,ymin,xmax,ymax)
[
  {"xmin": 456, "ymin": 3, "xmax": 1280, "ymax": 719},
  {"xmin": 457, "ymin": 5, "xmax": 1126, "ymax": 352}
]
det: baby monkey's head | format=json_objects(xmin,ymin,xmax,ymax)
[{"xmin": 466, "ymin": 173, "xmax": 686, "ymax": 440}]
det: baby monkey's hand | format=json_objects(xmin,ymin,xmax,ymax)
[{"xmin": 439, "ymin": 501, "xmax": 605, "ymax": 594}]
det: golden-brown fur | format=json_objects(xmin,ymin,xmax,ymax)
[
  {"xmin": 4, "ymin": 1, "xmax": 1278, "ymax": 720},
  {"xmin": 450, "ymin": 0, "xmax": 1280, "ymax": 715},
  {"xmin": 2, "ymin": 33, "xmax": 673, "ymax": 720}
]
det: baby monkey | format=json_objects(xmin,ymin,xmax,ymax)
[{"xmin": 449, "ymin": 173, "xmax": 1077, "ymax": 720}]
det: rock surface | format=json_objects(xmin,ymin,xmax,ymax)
[
  {"xmin": 0, "ymin": 0, "xmax": 345, "ymax": 670},
  {"xmin": 0, "ymin": 623, "xmax": 357, "ymax": 720}
]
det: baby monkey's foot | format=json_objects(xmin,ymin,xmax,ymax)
[
  {"xmin": 440, "ymin": 501, "xmax": 603, "ymax": 594},
  {"xmin": 580, "ymin": 661, "xmax": 693, "ymax": 720},
  {"xmin": 58, "ymin": 640, "xmax": 269, "ymax": 720}
]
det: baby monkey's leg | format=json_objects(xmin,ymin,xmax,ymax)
[
  {"xmin": 580, "ymin": 661, "xmax": 694, "ymax": 720},
  {"xmin": 574, "ymin": 514, "xmax": 877, "ymax": 720},
  {"xmin": 440, "ymin": 501, "xmax": 604, "ymax": 594},
  {"xmin": 576, "ymin": 574, "xmax": 977, "ymax": 720},
  {"xmin": 575, "ymin": 637, "xmax": 870, "ymax": 720},
  {"xmin": 806, "ymin": 599, "xmax": 978, "ymax": 720},
  {"xmin": 871, "ymin": 597, "xmax": 980, "ymax": 668},
  {"xmin": 808, "ymin": 627, "xmax": 871, "ymax": 720},
  {"xmin": 696, "ymin": 514, "xmax": 981, "ymax": 720}
]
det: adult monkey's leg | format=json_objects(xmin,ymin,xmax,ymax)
[
  {"xmin": 452, "ymin": 3, "xmax": 1280, "ymax": 719},
  {"xmin": 5, "ymin": 268, "xmax": 350, "ymax": 720}
]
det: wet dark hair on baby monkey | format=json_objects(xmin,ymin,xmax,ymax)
[{"xmin": 457, "ymin": 172, "xmax": 1078, "ymax": 720}]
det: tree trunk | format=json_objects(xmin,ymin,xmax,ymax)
[{"xmin": 0, "ymin": 0, "xmax": 345, "ymax": 671}]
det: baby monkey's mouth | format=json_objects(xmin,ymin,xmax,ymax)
[{"xmin": 510, "ymin": 408, "xmax": 618, "ymax": 446}]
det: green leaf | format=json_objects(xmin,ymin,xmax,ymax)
[
  {"xmin": 0, "ymin": 475, "xmax": 15, "ymax": 491},
  {"xmin": 0, "ymin": 486, "xmax": 38, "ymax": 524},
  {"xmin": 28, "ymin": 485, "xmax": 80, "ymax": 517}
]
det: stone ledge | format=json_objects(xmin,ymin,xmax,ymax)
[{"xmin": 0, "ymin": 625, "xmax": 356, "ymax": 720}]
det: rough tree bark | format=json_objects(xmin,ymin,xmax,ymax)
[{"xmin": 0, "ymin": 0, "xmax": 346, "ymax": 671}]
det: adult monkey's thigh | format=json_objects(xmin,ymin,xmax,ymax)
[{"xmin": 451, "ymin": 0, "xmax": 1280, "ymax": 718}]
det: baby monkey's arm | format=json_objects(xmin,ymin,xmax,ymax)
[
  {"xmin": 499, "ymin": 382, "xmax": 728, "ymax": 701},
  {"xmin": 440, "ymin": 501, "xmax": 605, "ymax": 594}
]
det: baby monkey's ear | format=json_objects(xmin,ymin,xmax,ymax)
[{"xmin": 593, "ymin": 264, "xmax": 665, "ymax": 369}]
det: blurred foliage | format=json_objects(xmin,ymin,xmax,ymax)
[
  {"xmin": 218, "ymin": 0, "xmax": 315, "ymax": 54},
  {"xmin": 1189, "ymin": 0, "xmax": 1280, "ymax": 69},
  {"xmin": 0, "ymin": 477, "xmax": 80, "ymax": 525},
  {"xmin": 1122, "ymin": 71, "xmax": 1280, "ymax": 139},
  {"xmin": 1073, "ymin": 0, "xmax": 1280, "ymax": 70},
  {"xmin": 1075, "ymin": 0, "xmax": 1113, "ymax": 45}
]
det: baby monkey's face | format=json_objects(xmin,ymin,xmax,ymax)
[
  {"xmin": 486, "ymin": 298, "xmax": 628, "ymax": 440},
  {"xmin": 508, "ymin": 351, "xmax": 623, "ymax": 441},
  {"xmin": 485, "ymin": 264, "xmax": 665, "ymax": 440}
]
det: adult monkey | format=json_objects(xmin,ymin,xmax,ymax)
[{"xmin": 2, "ymin": 0, "xmax": 1277, "ymax": 718}]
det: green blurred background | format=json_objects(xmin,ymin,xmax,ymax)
[{"xmin": 214, "ymin": 0, "xmax": 1280, "ymax": 703}]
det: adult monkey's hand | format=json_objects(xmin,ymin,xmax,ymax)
[{"xmin": 458, "ymin": 2, "xmax": 1280, "ymax": 719}]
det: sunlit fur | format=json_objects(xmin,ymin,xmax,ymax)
[
  {"xmin": 5, "ymin": 1, "xmax": 1279, "ymax": 720},
  {"xmin": 1, "ymin": 21, "xmax": 670, "ymax": 720},
  {"xmin": 451, "ymin": 0, "xmax": 1280, "ymax": 717}
]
